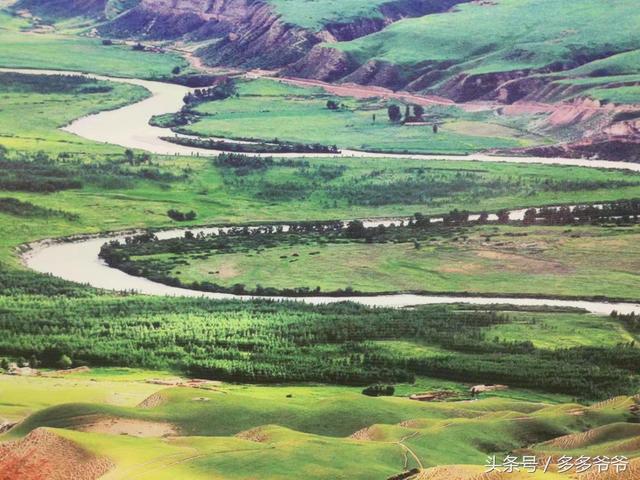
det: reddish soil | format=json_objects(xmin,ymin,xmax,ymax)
[
  {"xmin": 0, "ymin": 428, "xmax": 114, "ymax": 480},
  {"xmin": 275, "ymin": 76, "xmax": 460, "ymax": 107}
]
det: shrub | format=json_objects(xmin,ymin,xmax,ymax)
[
  {"xmin": 362, "ymin": 385, "xmax": 395, "ymax": 397},
  {"xmin": 167, "ymin": 209, "xmax": 197, "ymax": 221},
  {"xmin": 56, "ymin": 354, "xmax": 73, "ymax": 369}
]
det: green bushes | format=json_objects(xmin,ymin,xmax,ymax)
[
  {"xmin": 0, "ymin": 197, "xmax": 78, "ymax": 220},
  {"xmin": 167, "ymin": 209, "xmax": 197, "ymax": 221},
  {"xmin": 182, "ymin": 81, "xmax": 236, "ymax": 105},
  {"xmin": 0, "ymin": 155, "xmax": 83, "ymax": 192},
  {"xmin": 0, "ymin": 72, "xmax": 112, "ymax": 94},
  {"xmin": 0, "ymin": 151, "xmax": 188, "ymax": 194},
  {"xmin": 362, "ymin": 385, "xmax": 395, "ymax": 397}
]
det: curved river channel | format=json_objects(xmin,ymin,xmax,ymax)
[{"xmin": 7, "ymin": 67, "xmax": 640, "ymax": 314}]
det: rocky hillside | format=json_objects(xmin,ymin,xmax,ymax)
[{"xmin": 18, "ymin": 0, "xmax": 469, "ymax": 70}]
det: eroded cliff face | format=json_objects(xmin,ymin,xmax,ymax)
[{"xmin": 97, "ymin": 0, "xmax": 471, "ymax": 69}]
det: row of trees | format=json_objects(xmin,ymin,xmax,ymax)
[
  {"xmin": 522, "ymin": 200, "xmax": 640, "ymax": 226},
  {"xmin": 1, "ymin": 276, "xmax": 637, "ymax": 398},
  {"xmin": 165, "ymin": 136, "xmax": 339, "ymax": 154}
]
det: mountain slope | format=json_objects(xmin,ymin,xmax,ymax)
[
  {"xmin": 16, "ymin": 0, "xmax": 471, "ymax": 69},
  {"xmin": 288, "ymin": 0, "xmax": 640, "ymax": 101}
]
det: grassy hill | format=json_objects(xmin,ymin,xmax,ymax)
[
  {"xmin": 311, "ymin": 0, "xmax": 640, "ymax": 100},
  {"xmin": 1, "ymin": 370, "xmax": 638, "ymax": 479},
  {"xmin": 0, "ymin": 11, "xmax": 187, "ymax": 78}
]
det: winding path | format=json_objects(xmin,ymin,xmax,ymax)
[{"xmin": 6, "ymin": 67, "xmax": 640, "ymax": 314}]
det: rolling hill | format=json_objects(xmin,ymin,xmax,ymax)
[
  {"xmin": 13, "ymin": 0, "xmax": 640, "ymax": 106},
  {"xmin": 289, "ymin": 0, "xmax": 640, "ymax": 102}
]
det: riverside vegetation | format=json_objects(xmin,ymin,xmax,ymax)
[{"xmin": 97, "ymin": 200, "xmax": 640, "ymax": 300}]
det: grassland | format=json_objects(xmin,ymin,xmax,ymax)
[
  {"xmin": 267, "ymin": 0, "xmax": 397, "ymax": 30},
  {"xmin": 1, "ymin": 368, "xmax": 637, "ymax": 479},
  {"xmin": 331, "ymin": 0, "xmax": 640, "ymax": 88},
  {"xmin": 586, "ymin": 85, "xmax": 640, "ymax": 105},
  {"xmin": 175, "ymin": 78, "xmax": 544, "ymax": 154},
  {"xmin": 0, "ymin": 11, "xmax": 187, "ymax": 77},
  {"xmin": 0, "ymin": 71, "xmax": 149, "ymax": 152},
  {"xmin": 132, "ymin": 224, "xmax": 640, "ymax": 300}
]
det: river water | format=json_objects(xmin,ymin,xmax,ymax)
[{"xmin": 6, "ymin": 67, "xmax": 640, "ymax": 314}]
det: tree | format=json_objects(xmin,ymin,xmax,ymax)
[
  {"xmin": 172, "ymin": 66, "xmax": 182, "ymax": 75},
  {"xmin": 414, "ymin": 212, "xmax": 430, "ymax": 227},
  {"xmin": 404, "ymin": 105, "xmax": 411, "ymax": 121},
  {"xmin": 124, "ymin": 149, "xmax": 135, "ymax": 165},
  {"xmin": 413, "ymin": 105, "xmax": 425, "ymax": 119},
  {"xmin": 523, "ymin": 208, "xmax": 537, "ymax": 226},
  {"xmin": 167, "ymin": 209, "xmax": 197, "ymax": 221},
  {"xmin": 0, "ymin": 358, "xmax": 9, "ymax": 371},
  {"xmin": 326, "ymin": 100, "xmax": 339, "ymax": 110},
  {"xmin": 497, "ymin": 209, "xmax": 510, "ymax": 224},
  {"xmin": 56, "ymin": 354, "xmax": 73, "ymax": 369},
  {"xmin": 28, "ymin": 355, "xmax": 40, "ymax": 368},
  {"xmin": 345, "ymin": 220, "xmax": 367, "ymax": 239},
  {"xmin": 387, "ymin": 105, "xmax": 402, "ymax": 122}
]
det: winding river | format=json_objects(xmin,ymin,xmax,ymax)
[{"xmin": 7, "ymin": 67, "xmax": 640, "ymax": 314}]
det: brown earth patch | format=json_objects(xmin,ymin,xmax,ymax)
[
  {"xmin": 398, "ymin": 419, "xmax": 423, "ymax": 429},
  {"xmin": 76, "ymin": 416, "xmax": 177, "ymax": 438},
  {"xmin": 421, "ymin": 465, "xmax": 507, "ymax": 479},
  {"xmin": 215, "ymin": 263, "xmax": 239, "ymax": 280},
  {"xmin": 349, "ymin": 425, "xmax": 389, "ymax": 441},
  {"xmin": 349, "ymin": 426, "xmax": 377, "ymax": 441},
  {"xmin": 579, "ymin": 458, "xmax": 640, "ymax": 480},
  {"xmin": 543, "ymin": 428, "xmax": 599, "ymax": 450},
  {"xmin": 137, "ymin": 392, "xmax": 166, "ymax": 409},
  {"xmin": 439, "ymin": 262, "xmax": 485, "ymax": 274},
  {"xmin": 235, "ymin": 427, "xmax": 270, "ymax": 443},
  {"xmin": 0, "ymin": 427, "xmax": 114, "ymax": 480},
  {"xmin": 474, "ymin": 249, "xmax": 569, "ymax": 275}
]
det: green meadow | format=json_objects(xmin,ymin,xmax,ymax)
[
  {"xmin": 267, "ymin": 0, "xmax": 393, "ymax": 30},
  {"xmin": 0, "ymin": 11, "xmax": 187, "ymax": 77},
  {"xmin": 176, "ymin": 79, "xmax": 544, "ymax": 154},
  {"xmin": 123, "ymin": 224, "xmax": 640, "ymax": 300},
  {"xmin": 0, "ymin": 71, "xmax": 149, "ymax": 153}
]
